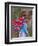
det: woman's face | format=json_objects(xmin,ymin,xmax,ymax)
[{"xmin": 21, "ymin": 10, "xmax": 32, "ymax": 23}]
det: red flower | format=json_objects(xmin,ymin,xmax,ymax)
[
  {"xmin": 11, "ymin": 17, "xmax": 24, "ymax": 31},
  {"xmin": 15, "ymin": 27, "xmax": 20, "ymax": 30}
]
